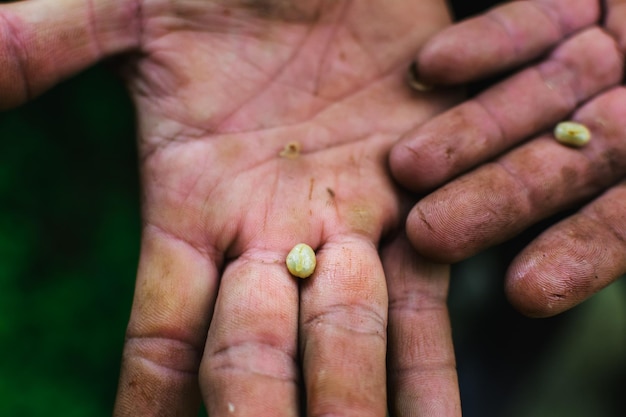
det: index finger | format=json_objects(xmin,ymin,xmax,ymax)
[
  {"xmin": 416, "ymin": 0, "xmax": 600, "ymax": 84},
  {"xmin": 114, "ymin": 226, "xmax": 219, "ymax": 416}
]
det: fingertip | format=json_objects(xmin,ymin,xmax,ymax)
[
  {"xmin": 404, "ymin": 206, "xmax": 438, "ymax": 260},
  {"xmin": 505, "ymin": 241, "xmax": 596, "ymax": 319},
  {"xmin": 415, "ymin": 15, "xmax": 511, "ymax": 85},
  {"xmin": 405, "ymin": 165, "xmax": 527, "ymax": 264},
  {"xmin": 389, "ymin": 137, "xmax": 433, "ymax": 192},
  {"xmin": 404, "ymin": 203, "xmax": 463, "ymax": 264},
  {"xmin": 505, "ymin": 254, "xmax": 561, "ymax": 318},
  {"xmin": 415, "ymin": 27, "xmax": 472, "ymax": 85},
  {"xmin": 389, "ymin": 128, "xmax": 455, "ymax": 193}
]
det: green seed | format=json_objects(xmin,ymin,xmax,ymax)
[
  {"xmin": 554, "ymin": 121, "xmax": 591, "ymax": 147},
  {"xmin": 286, "ymin": 243, "xmax": 316, "ymax": 279}
]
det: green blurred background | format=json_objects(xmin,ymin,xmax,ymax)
[
  {"xmin": 0, "ymin": 65, "xmax": 138, "ymax": 416},
  {"xmin": 0, "ymin": 1, "xmax": 625, "ymax": 416}
]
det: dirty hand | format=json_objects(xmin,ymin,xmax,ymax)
[
  {"xmin": 0, "ymin": 0, "xmax": 464, "ymax": 415},
  {"xmin": 390, "ymin": 0, "xmax": 626, "ymax": 318}
]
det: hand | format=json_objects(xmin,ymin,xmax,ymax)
[
  {"xmin": 0, "ymin": 0, "xmax": 462, "ymax": 415},
  {"xmin": 390, "ymin": 0, "xmax": 626, "ymax": 318}
]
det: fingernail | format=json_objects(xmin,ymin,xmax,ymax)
[{"xmin": 407, "ymin": 62, "xmax": 435, "ymax": 92}]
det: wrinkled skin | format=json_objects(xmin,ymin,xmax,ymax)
[
  {"xmin": 0, "ymin": 0, "xmax": 463, "ymax": 415},
  {"xmin": 391, "ymin": 0, "xmax": 626, "ymax": 318}
]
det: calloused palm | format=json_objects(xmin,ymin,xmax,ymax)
[{"xmin": 0, "ymin": 0, "xmax": 460, "ymax": 415}]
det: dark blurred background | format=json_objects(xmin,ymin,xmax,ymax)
[
  {"xmin": 0, "ymin": 1, "xmax": 624, "ymax": 416},
  {"xmin": 0, "ymin": 64, "xmax": 139, "ymax": 415}
]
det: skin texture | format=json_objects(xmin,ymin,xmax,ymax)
[
  {"xmin": 0, "ymin": 0, "xmax": 462, "ymax": 415},
  {"xmin": 390, "ymin": 0, "xmax": 626, "ymax": 318}
]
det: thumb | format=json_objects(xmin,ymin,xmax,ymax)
[{"xmin": 0, "ymin": 0, "xmax": 139, "ymax": 109}]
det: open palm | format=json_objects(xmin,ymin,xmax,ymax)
[{"xmin": 1, "ymin": 0, "xmax": 459, "ymax": 415}]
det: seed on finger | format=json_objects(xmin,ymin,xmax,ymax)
[
  {"xmin": 286, "ymin": 243, "xmax": 316, "ymax": 279},
  {"xmin": 554, "ymin": 121, "xmax": 591, "ymax": 147}
]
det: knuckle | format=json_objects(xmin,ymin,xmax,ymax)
[
  {"xmin": 388, "ymin": 290, "xmax": 447, "ymax": 316},
  {"xmin": 303, "ymin": 303, "xmax": 386, "ymax": 341},
  {"xmin": 122, "ymin": 335, "xmax": 202, "ymax": 376},
  {"xmin": 203, "ymin": 340, "xmax": 297, "ymax": 382}
]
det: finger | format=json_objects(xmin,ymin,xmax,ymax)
[
  {"xmin": 299, "ymin": 236, "xmax": 387, "ymax": 417},
  {"xmin": 383, "ymin": 235, "xmax": 460, "ymax": 417},
  {"xmin": 200, "ymin": 250, "xmax": 300, "ymax": 417},
  {"xmin": 114, "ymin": 225, "xmax": 219, "ymax": 417},
  {"xmin": 0, "ymin": 0, "xmax": 139, "ymax": 109},
  {"xmin": 406, "ymin": 86, "xmax": 626, "ymax": 263},
  {"xmin": 506, "ymin": 180, "xmax": 626, "ymax": 318},
  {"xmin": 606, "ymin": 0, "xmax": 626, "ymax": 53},
  {"xmin": 391, "ymin": 27, "xmax": 623, "ymax": 192},
  {"xmin": 415, "ymin": 0, "xmax": 600, "ymax": 84}
]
